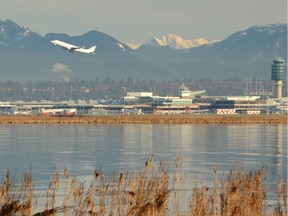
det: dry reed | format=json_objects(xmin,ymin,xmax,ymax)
[
  {"xmin": 0, "ymin": 115, "xmax": 286, "ymax": 124},
  {"xmin": 0, "ymin": 156, "xmax": 287, "ymax": 216}
]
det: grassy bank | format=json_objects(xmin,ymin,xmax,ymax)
[
  {"xmin": 0, "ymin": 156, "xmax": 287, "ymax": 215},
  {"xmin": 0, "ymin": 115, "xmax": 286, "ymax": 124}
]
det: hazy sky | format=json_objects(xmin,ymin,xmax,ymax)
[{"xmin": 1, "ymin": 0, "xmax": 287, "ymax": 43}]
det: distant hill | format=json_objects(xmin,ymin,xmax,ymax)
[{"xmin": 0, "ymin": 19, "xmax": 286, "ymax": 81}]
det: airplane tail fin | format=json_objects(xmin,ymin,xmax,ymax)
[{"xmin": 88, "ymin": 45, "xmax": 96, "ymax": 54}]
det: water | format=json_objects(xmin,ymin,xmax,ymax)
[{"xmin": 0, "ymin": 124, "xmax": 286, "ymax": 198}]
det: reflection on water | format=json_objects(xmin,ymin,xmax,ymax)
[{"xmin": 0, "ymin": 124, "xmax": 286, "ymax": 191}]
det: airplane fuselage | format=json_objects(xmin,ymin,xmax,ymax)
[{"xmin": 51, "ymin": 40, "xmax": 96, "ymax": 54}]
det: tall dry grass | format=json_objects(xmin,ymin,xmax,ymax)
[
  {"xmin": 0, "ymin": 156, "xmax": 287, "ymax": 216},
  {"xmin": 0, "ymin": 115, "xmax": 287, "ymax": 124}
]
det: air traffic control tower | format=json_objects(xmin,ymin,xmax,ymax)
[{"xmin": 271, "ymin": 57, "xmax": 286, "ymax": 98}]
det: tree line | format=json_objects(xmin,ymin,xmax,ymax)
[{"xmin": 0, "ymin": 77, "xmax": 279, "ymax": 102}]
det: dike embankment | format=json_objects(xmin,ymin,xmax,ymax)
[{"xmin": 0, "ymin": 115, "xmax": 286, "ymax": 124}]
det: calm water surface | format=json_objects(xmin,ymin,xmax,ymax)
[{"xmin": 0, "ymin": 124, "xmax": 286, "ymax": 193}]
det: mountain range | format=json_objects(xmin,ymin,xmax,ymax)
[
  {"xmin": 0, "ymin": 19, "xmax": 286, "ymax": 81},
  {"xmin": 131, "ymin": 34, "xmax": 215, "ymax": 50}
]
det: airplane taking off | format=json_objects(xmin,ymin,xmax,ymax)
[{"xmin": 51, "ymin": 40, "xmax": 96, "ymax": 54}]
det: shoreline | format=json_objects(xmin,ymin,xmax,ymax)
[{"xmin": 0, "ymin": 114, "xmax": 286, "ymax": 124}]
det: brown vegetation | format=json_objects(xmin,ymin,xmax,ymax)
[
  {"xmin": 0, "ymin": 156, "xmax": 287, "ymax": 216},
  {"xmin": 0, "ymin": 115, "xmax": 286, "ymax": 124}
]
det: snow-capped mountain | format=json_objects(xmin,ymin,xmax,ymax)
[
  {"xmin": 219, "ymin": 23, "xmax": 287, "ymax": 47},
  {"xmin": 144, "ymin": 34, "xmax": 211, "ymax": 49},
  {"xmin": 0, "ymin": 19, "xmax": 39, "ymax": 46},
  {"xmin": 127, "ymin": 34, "xmax": 216, "ymax": 50},
  {"xmin": 126, "ymin": 43, "xmax": 142, "ymax": 50},
  {"xmin": 0, "ymin": 19, "xmax": 28, "ymax": 44}
]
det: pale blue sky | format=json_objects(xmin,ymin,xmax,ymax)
[{"xmin": 1, "ymin": 0, "xmax": 287, "ymax": 43}]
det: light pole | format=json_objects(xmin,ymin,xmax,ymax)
[
  {"xmin": 70, "ymin": 87, "xmax": 73, "ymax": 101},
  {"xmin": 121, "ymin": 87, "xmax": 125, "ymax": 105},
  {"xmin": 121, "ymin": 87, "xmax": 125, "ymax": 114},
  {"xmin": 52, "ymin": 87, "xmax": 55, "ymax": 102}
]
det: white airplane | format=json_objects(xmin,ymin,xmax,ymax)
[{"xmin": 51, "ymin": 39, "xmax": 96, "ymax": 54}]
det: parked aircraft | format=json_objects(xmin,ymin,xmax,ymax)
[{"xmin": 51, "ymin": 40, "xmax": 96, "ymax": 54}]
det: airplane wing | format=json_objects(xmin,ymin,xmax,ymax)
[{"xmin": 51, "ymin": 40, "xmax": 79, "ymax": 51}]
